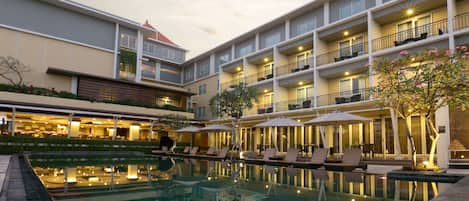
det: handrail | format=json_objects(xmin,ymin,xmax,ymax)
[
  {"xmin": 317, "ymin": 88, "xmax": 371, "ymax": 107},
  {"xmin": 245, "ymin": 70, "xmax": 273, "ymax": 84},
  {"xmin": 372, "ymin": 19, "xmax": 448, "ymax": 51},
  {"xmin": 316, "ymin": 42, "xmax": 368, "ymax": 66},
  {"xmin": 275, "ymin": 56, "xmax": 313, "ymax": 77},
  {"xmin": 276, "ymin": 97, "xmax": 314, "ymax": 111},
  {"xmin": 454, "ymin": 12, "xmax": 469, "ymax": 31}
]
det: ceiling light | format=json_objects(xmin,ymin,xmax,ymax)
[
  {"xmin": 406, "ymin": 8, "xmax": 414, "ymax": 15},
  {"xmin": 236, "ymin": 67, "xmax": 242, "ymax": 72},
  {"xmin": 298, "ymin": 81, "xmax": 303, "ymax": 86},
  {"xmin": 344, "ymin": 71, "xmax": 350, "ymax": 76},
  {"xmin": 298, "ymin": 46, "xmax": 304, "ymax": 51},
  {"xmin": 343, "ymin": 31, "xmax": 349, "ymax": 36},
  {"xmin": 263, "ymin": 58, "xmax": 269, "ymax": 62},
  {"xmin": 263, "ymin": 89, "xmax": 268, "ymax": 93}
]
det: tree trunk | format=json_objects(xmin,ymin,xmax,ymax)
[
  {"xmin": 427, "ymin": 119, "xmax": 440, "ymax": 167},
  {"xmin": 404, "ymin": 117, "xmax": 417, "ymax": 168},
  {"xmin": 390, "ymin": 109, "xmax": 402, "ymax": 158}
]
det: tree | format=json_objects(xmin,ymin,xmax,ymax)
[
  {"xmin": 0, "ymin": 56, "xmax": 30, "ymax": 86},
  {"xmin": 374, "ymin": 47, "xmax": 469, "ymax": 169},
  {"xmin": 209, "ymin": 83, "xmax": 258, "ymax": 152}
]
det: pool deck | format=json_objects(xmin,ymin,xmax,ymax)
[{"xmin": 432, "ymin": 175, "xmax": 469, "ymax": 201}]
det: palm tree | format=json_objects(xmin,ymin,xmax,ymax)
[{"xmin": 209, "ymin": 82, "xmax": 258, "ymax": 153}]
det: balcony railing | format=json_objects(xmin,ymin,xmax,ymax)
[
  {"xmin": 454, "ymin": 12, "xmax": 469, "ymax": 31},
  {"xmin": 316, "ymin": 42, "xmax": 368, "ymax": 66},
  {"xmin": 220, "ymin": 79, "xmax": 244, "ymax": 90},
  {"xmin": 257, "ymin": 103, "xmax": 274, "ymax": 114},
  {"xmin": 276, "ymin": 58, "xmax": 313, "ymax": 77},
  {"xmin": 276, "ymin": 98, "xmax": 314, "ymax": 112},
  {"xmin": 372, "ymin": 19, "xmax": 448, "ymax": 51},
  {"xmin": 316, "ymin": 88, "xmax": 371, "ymax": 107},
  {"xmin": 245, "ymin": 71, "xmax": 273, "ymax": 84}
]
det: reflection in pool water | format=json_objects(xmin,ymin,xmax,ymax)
[{"xmin": 30, "ymin": 156, "xmax": 451, "ymax": 201}]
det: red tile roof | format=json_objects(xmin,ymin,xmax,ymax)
[{"xmin": 143, "ymin": 20, "xmax": 178, "ymax": 47}]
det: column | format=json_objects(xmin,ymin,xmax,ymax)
[
  {"xmin": 127, "ymin": 165, "xmax": 138, "ymax": 180},
  {"xmin": 68, "ymin": 117, "xmax": 80, "ymax": 139},
  {"xmin": 10, "ymin": 107, "xmax": 16, "ymax": 136},
  {"xmin": 129, "ymin": 124, "xmax": 140, "ymax": 141},
  {"xmin": 135, "ymin": 30, "xmax": 143, "ymax": 82},
  {"xmin": 112, "ymin": 23, "xmax": 119, "ymax": 79},
  {"xmin": 436, "ymin": 106, "xmax": 450, "ymax": 168},
  {"xmin": 65, "ymin": 167, "xmax": 77, "ymax": 183},
  {"xmin": 148, "ymin": 120, "xmax": 154, "ymax": 142},
  {"xmin": 112, "ymin": 116, "xmax": 118, "ymax": 141}
]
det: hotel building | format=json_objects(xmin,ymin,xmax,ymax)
[
  {"xmin": 0, "ymin": 0, "xmax": 468, "ymax": 168},
  {"xmin": 182, "ymin": 0, "xmax": 469, "ymax": 168},
  {"xmin": 0, "ymin": 0, "xmax": 194, "ymax": 141}
]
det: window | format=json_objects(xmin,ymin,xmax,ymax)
[
  {"xmin": 160, "ymin": 63, "xmax": 181, "ymax": 83},
  {"xmin": 415, "ymin": 16, "xmax": 431, "ymax": 36},
  {"xmin": 339, "ymin": 77, "xmax": 366, "ymax": 97},
  {"xmin": 197, "ymin": 107, "xmax": 206, "ymax": 119},
  {"xmin": 120, "ymin": 34, "xmax": 136, "ymax": 50},
  {"xmin": 339, "ymin": 40, "xmax": 351, "ymax": 57},
  {"xmin": 397, "ymin": 21, "xmax": 413, "ymax": 42},
  {"xmin": 239, "ymin": 45, "xmax": 253, "ymax": 57},
  {"xmin": 235, "ymin": 71, "xmax": 244, "ymax": 84},
  {"xmin": 198, "ymin": 84, "xmax": 207, "ymax": 95},
  {"xmin": 197, "ymin": 60, "xmax": 210, "ymax": 78},
  {"xmin": 294, "ymin": 17, "xmax": 317, "ymax": 37},
  {"xmin": 184, "ymin": 66, "xmax": 194, "ymax": 82},
  {"xmin": 296, "ymin": 86, "xmax": 313, "ymax": 103},
  {"xmin": 296, "ymin": 51, "xmax": 312, "ymax": 69},
  {"xmin": 141, "ymin": 60, "xmax": 156, "ymax": 79},
  {"xmin": 263, "ymin": 32, "xmax": 282, "ymax": 48},
  {"xmin": 339, "ymin": 0, "xmax": 365, "ymax": 19},
  {"xmin": 338, "ymin": 36, "xmax": 364, "ymax": 57},
  {"xmin": 263, "ymin": 93, "xmax": 273, "ymax": 108},
  {"xmin": 262, "ymin": 63, "xmax": 273, "ymax": 77},
  {"xmin": 143, "ymin": 42, "xmax": 154, "ymax": 53}
]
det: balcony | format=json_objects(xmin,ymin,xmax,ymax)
[
  {"xmin": 316, "ymin": 42, "xmax": 368, "ymax": 66},
  {"xmin": 454, "ymin": 12, "xmax": 469, "ymax": 31},
  {"xmin": 220, "ymin": 78, "xmax": 243, "ymax": 90},
  {"xmin": 372, "ymin": 19, "xmax": 448, "ymax": 51},
  {"xmin": 256, "ymin": 103, "xmax": 274, "ymax": 115},
  {"xmin": 276, "ymin": 97, "xmax": 314, "ymax": 112},
  {"xmin": 317, "ymin": 88, "xmax": 371, "ymax": 107},
  {"xmin": 246, "ymin": 71, "xmax": 273, "ymax": 85},
  {"xmin": 276, "ymin": 58, "xmax": 313, "ymax": 77}
]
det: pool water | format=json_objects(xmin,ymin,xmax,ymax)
[{"xmin": 29, "ymin": 156, "xmax": 453, "ymax": 201}]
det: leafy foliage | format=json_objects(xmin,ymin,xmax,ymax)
[
  {"xmin": 209, "ymin": 82, "xmax": 258, "ymax": 119},
  {"xmin": 374, "ymin": 47, "xmax": 469, "ymax": 167}
]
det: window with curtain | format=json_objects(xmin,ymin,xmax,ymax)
[
  {"xmin": 141, "ymin": 60, "xmax": 156, "ymax": 79},
  {"xmin": 339, "ymin": 40, "xmax": 351, "ymax": 57},
  {"xmin": 263, "ymin": 63, "xmax": 273, "ymax": 77},
  {"xmin": 415, "ymin": 15, "xmax": 431, "ymax": 36},
  {"xmin": 339, "ymin": 77, "xmax": 366, "ymax": 96},
  {"xmin": 397, "ymin": 21, "xmax": 413, "ymax": 42},
  {"xmin": 352, "ymin": 36, "xmax": 364, "ymax": 54}
]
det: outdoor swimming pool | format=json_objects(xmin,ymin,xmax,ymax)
[{"xmin": 28, "ymin": 155, "xmax": 456, "ymax": 201}]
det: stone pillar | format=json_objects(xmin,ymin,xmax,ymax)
[
  {"xmin": 436, "ymin": 106, "xmax": 450, "ymax": 168},
  {"xmin": 127, "ymin": 165, "xmax": 138, "ymax": 180}
]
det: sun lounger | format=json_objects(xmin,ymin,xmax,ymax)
[
  {"xmin": 265, "ymin": 148, "xmax": 299, "ymax": 166},
  {"xmin": 152, "ymin": 146, "xmax": 170, "ymax": 155},
  {"xmin": 245, "ymin": 148, "xmax": 277, "ymax": 164},
  {"xmin": 189, "ymin": 146, "xmax": 199, "ymax": 155},
  {"xmin": 293, "ymin": 148, "xmax": 329, "ymax": 168},
  {"xmin": 203, "ymin": 146, "xmax": 229, "ymax": 160},
  {"xmin": 324, "ymin": 148, "xmax": 362, "ymax": 171},
  {"xmin": 205, "ymin": 147, "xmax": 217, "ymax": 156}
]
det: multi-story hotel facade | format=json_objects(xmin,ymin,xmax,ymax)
[
  {"xmin": 0, "ymin": 0, "xmax": 468, "ymax": 168},
  {"xmin": 182, "ymin": 0, "xmax": 469, "ymax": 168},
  {"xmin": 0, "ymin": 0, "xmax": 194, "ymax": 142}
]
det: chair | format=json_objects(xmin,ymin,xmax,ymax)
[
  {"xmin": 302, "ymin": 64, "xmax": 310, "ymax": 70},
  {"xmin": 302, "ymin": 100, "xmax": 312, "ymax": 108},
  {"xmin": 205, "ymin": 146, "xmax": 229, "ymax": 160},
  {"xmin": 288, "ymin": 104, "xmax": 300, "ymax": 110},
  {"xmin": 335, "ymin": 97, "xmax": 346, "ymax": 104},
  {"xmin": 350, "ymin": 94, "xmax": 362, "ymax": 102},
  {"xmin": 266, "ymin": 107, "xmax": 273, "ymax": 113},
  {"xmin": 257, "ymin": 77, "xmax": 266, "ymax": 82},
  {"xmin": 291, "ymin": 68, "xmax": 301, "ymax": 73},
  {"xmin": 151, "ymin": 146, "xmax": 169, "ymax": 155},
  {"xmin": 189, "ymin": 146, "xmax": 199, "ymax": 155},
  {"xmin": 258, "ymin": 108, "xmax": 266, "ymax": 114},
  {"xmin": 245, "ymin": 148, "xmax": 277, "ymax": 164},
  {"xmin": 265, "ymin": 74, "xmax": 273, "ymax": 79},
  {"xmin": 293, "ymin": 148, "xmax": 328, "ymax": 168},
  {"xmin": 266, "ymin": 148, "xmax": 299, "ymax": 165},
  {"xmin": 324, "ymin": 148, "xmax": 362, "ymax": 171}
]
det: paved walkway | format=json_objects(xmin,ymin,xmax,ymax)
[{"xmin": 0, "ymin": 156, "xmax": 10, "ymax": 200}]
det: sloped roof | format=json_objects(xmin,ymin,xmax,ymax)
[{"xmin": 143, "ymin": 20, "xmax": 178, "ymax": 46}]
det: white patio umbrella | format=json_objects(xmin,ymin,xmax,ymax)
[
  {"xmin": 175, "ymin": 126, "xmax": 201, "ymax": 147},
  {"xmin": 304, "ymin": 111, "xmax": 371, "ymax": 147},
  {"xmin": 199, "ymin": 124, "xmax": 232, "ymax": 132},
  {"xmin": 254, "ymin": 117, "xmax": 303, "ymax": 151}
]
